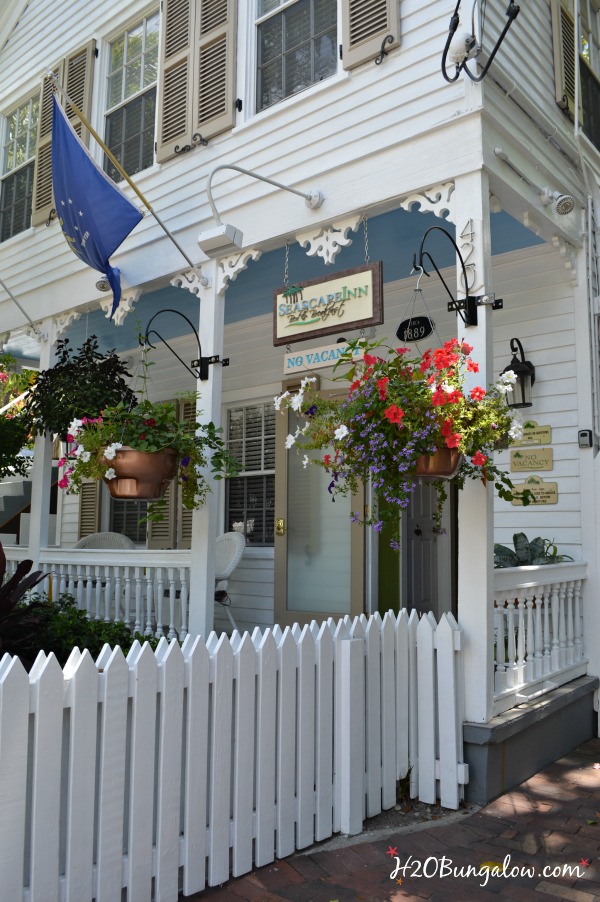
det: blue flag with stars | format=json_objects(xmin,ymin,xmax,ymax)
[{"xmin": 51, "ymin": 95, "xmax": 143, "ymax": 318}]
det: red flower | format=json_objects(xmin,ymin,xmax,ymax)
[
  {"xmin": 396, "ymin": 347, "xmax": 410, "ymax": 355},
  {"xmin": 323, "ymin": 454, "xmax": 332, "ymax": 466},
  {"xmin": 363, "ymin": 353, "xmax": 379, "ymax": 366},
  {"xmin": 138, "ymin": 433, "xmax": 146, "ymax": 440},
  {"xmin": 377, "ymin": 377, "xmax": 389, "ymax": 400},
  {"xmin": 445, "ymin": 433, "xmax": 461, "ymax": 448},
  {"xmin": 441, "ymin": 418, "xmax": 454, "ymax": 437},
  {"xmin": 470, "ymin": 386, "xmax": 486, "ymax": 401},
  {"xmin": 460, "ymin": 341, "xmax": 473, "ymax": 354},
  {"xmin": 466, "ymin": 359, "xmax": 479, "ymax": 373},
  {"xmin": 384, "ymin": 404, "xmax": 405, "ymax": 423},
  {"xmin": 350, "ymin": 379, "xmax": 361, "ymax": 391},
  {"xmin": 142, "ymin": 418, "xmax": 157, "ymax": 427},
  {"xmin": 472, "ymin": 451, "xmax": 487, "ymax": 466}
]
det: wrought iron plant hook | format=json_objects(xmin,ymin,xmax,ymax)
[
  {"xmin": 140, "ymin": 308, "xmax": 229, "ymax": 381},
  {"xmin": 413, "ymin": 226, "xmax": 502, "ymax": 327}
]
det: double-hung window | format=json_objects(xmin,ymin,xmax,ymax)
[
  {"xmin": 226, "ymin": 403, "xmax": 275, "ymax": 545},
  {"xmin": 256, "ymin": 0, "xmax": 338, "ymax": 112},
  {"xmin": 105, "ymin": 12, "xmax": 159, "ymax": 181},
  {"xmin": 0, "ymin": 96, "xmax": 39, "ymax": 242}
]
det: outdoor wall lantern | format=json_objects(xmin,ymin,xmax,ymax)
[
  {"xmin": 501, "ymin": 337, "xmax": 535, "ymax": 408},
  {"xmin": 198, "ymin": 164, "xmax": 324, "ymax": 258}
]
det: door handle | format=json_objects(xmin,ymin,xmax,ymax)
[{"xmin": 276, "ymin": 517, "xmax": 286, "ymax": 536}]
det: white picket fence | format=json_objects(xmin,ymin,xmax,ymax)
[
  {"xmin": 0, "ymin": 609, "xmax": 466, "ymax": 902},
  {"xmin": 493, "ymin": 562, "xmax": 588, "ymax": 714}
]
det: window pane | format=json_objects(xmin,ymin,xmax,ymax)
[
  {"xmin": 226, "ymin": 404, "xmax": 275, "ymax": 544},
  {"xmin": 0, "ymin": 161, "xmax": 34, "ymax": 242},
  {"xmin": 257, "ymin": 0, "xmax": 337, "ymax": 112},
  {"xmin": 259, "ymin": 0, "xmax": 282, "ymax": 15},
  {"xmin": 285, "ymin": 0, "xmax": 310, "ymax": 50},
  {"xmin": 110, "ymin": 35, "xmax": 125, "ymax": 74}
]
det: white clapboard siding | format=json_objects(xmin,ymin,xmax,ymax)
[
  {"xmin": 1, "ymin": 609, "xmax": 466, "ymax": 902},
  {"xmin": 0, "ymin": 0, "xmax": 467, "ymax": 308}
]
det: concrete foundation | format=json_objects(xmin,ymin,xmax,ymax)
[{"xmin": 463, "ymin": 675, "xmax": 599, "ymax": 804}]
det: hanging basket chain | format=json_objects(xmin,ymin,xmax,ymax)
[{"xmin": 363, "ymin": 214, "xmax": 370, "ymax": 264}]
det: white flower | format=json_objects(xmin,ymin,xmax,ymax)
[
  {"xmin": 285, "ymin": 433, "xmax": 296, "ymax": 449},
  {"xmin": 80, "ymin": 450, "xmax": 91, "ymax": 463},
  {"xmin": 104, "ymin": 467, "xmax": 116, "ymax": 480},
  {"xmin": 274, "ymin": 391, "xmax": 290, "ymax": 411},
  {"xmin": 498, "ymin": 370, "xmax": 516, "ymax": 393},
  {"xmin": 67, "ymin": 418, "xmax": 83, "ymax": 437},
  {"xmin": 302, "ymin": 455, "xmax": 310, "ymax": 469},
  {"xmin": 508, "ymin": 415, "xmax": 524, "ymax": 440},
  {"xmin": 103, "ymin": 442, "xmax": 122, "ymax": 460},
  {"xmin": 300, "ymin": 377, "xmax": 317, "ymax": 389},
  {"xmin": 290, "ymin": 392, "xmax": 304, "ymax": 412},
  {"xmin": 334, "ymin": 424, "xmax": 349, "ymax": 440}
]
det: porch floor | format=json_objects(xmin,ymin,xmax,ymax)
[{"xmin": 186, "ymin": 738, "xmax": 600, "ymax": 901}]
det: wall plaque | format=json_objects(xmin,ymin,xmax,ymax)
[
  {"xmin": 273, "ymin": 262, "xmax": 383, "ymax": 346},
  {"xmin": 510, "ymin": 448, "xmax": 553, "ymax": 472},
  {"xmin": 511, "ymin": 420, "xmax": 552, "ymax": 446},
  {"xmin": 511, "ymin": 475, "xmax": 558, "ymax": 505}
]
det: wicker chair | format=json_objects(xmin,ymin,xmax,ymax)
[
  {"xmin": 214, "ymin": 532, "xmax": 246, "ymax": 631},
  {"xmin": 74, "ymin": 531, "xmax": 136, "ymax": 549}
]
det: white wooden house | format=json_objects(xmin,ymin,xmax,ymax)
[{"xmin": 0, "ymin": 0, "xmax": 599, "ymax": 808}]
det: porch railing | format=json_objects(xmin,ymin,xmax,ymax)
[
  {"xmin": 493, "ymin": 561, "xmax": 588, "ymax": 715},
  {"xmin": 3, "ymin": 547, "xmax": 192, "ymax": 639}
]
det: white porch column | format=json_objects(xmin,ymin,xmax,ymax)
[
  {"xmin": 28, "ymin": 317, "xmax": 57, "ymax": 568},
  {"xmin": 188, "ymin": 259, "xmax": 223, "ymax": 638},
  {"xmin": 452, "ymin": 171, "xmax": 495, "ymax": 723}
]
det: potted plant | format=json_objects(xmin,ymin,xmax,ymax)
[
  {"xmin": 24, "ymin": 336, "xmax": 136, "ymax": 438},
  {"xmin": 275, "ymin": 337, "xmax": 529, "ymax": 547},
  {"xmin": 494, "ymin": 532, "xmax": 574, "ymax": 568},
  {"xmin": 57, "ymin": 397, "xmax": 238, "ymax": 512}
]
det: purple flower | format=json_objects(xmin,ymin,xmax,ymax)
[
  {"xmin": 304, "ymin": 405, "xmax": 317, "ymax": 418},
  {"xmin": 180, "ymin": 456, "xmax": 191, "ymax": 467}
]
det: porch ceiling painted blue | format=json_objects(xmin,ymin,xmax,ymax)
[{"xmin": 57, "ymin": 208, "xmax": 542, "ymax": 356}]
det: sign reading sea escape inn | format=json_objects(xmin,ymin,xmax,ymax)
[{"xmin": 273, "ymin": 262, "xmax": 383, "ymax": 346}]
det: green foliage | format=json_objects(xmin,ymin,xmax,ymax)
[
  {"xmin": 24, "ymin": 336, "xmax": 136, "ymax": 437},
  {"xmin": 0, "ymin": 352, "xmax": 36, "ymax": 478},
  {"xmin": 494, "ymin": 532, "xmax": 575, "ymax": 568},
  {"xmin": 0, "ymin": 591, "xmax": 158, "ymax": 670}
]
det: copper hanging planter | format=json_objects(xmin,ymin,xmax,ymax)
[
  {"xmin": 416, "ymin": 448, "xmax": 463, "ymax": 480},
  {"xmin": 102, "ymin": 446, "xmax": 178, "ymax": 500}
]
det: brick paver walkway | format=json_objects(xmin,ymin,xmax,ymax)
[{"xmin": 183, "ymin": 738, "xmax": 600, "ymax": 901}]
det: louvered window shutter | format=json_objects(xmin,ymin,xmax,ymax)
[
  {"xmin": 341, "ymin": 0, "xmax": 400, "ymax": 71},
  {"xmin": 177, "ymin": 398, "xmax": 195, "ymax": 549},
  {"xmin": 31, "ymin": 42, "xmax": 95, "ymax": 227},
  {"xmin": 551, "ymin": 1, "xmax": 581, "ymax": 120},
  {"xmin": 157, "ymin": 0, "xmax": 236, "ymax": 162},
  {"xmin": 78, "ymin": 480, "xmax": 101, "ymax": 539},
  {"xmin": 147, "ymin": 480, "xmax": 177, "ymax": 548},
  {"xmin": 194, "ymin": 0, "xmax": 237, "ymax": 139},
  {"xmin": 156, "ymin": 0, "xmax": 194, "ymax": 162}
]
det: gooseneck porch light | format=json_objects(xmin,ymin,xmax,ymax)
[{"xmin": 501, "ymin": 337, "xmax": 535, "ymax": 408}]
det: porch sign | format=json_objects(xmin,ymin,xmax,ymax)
[
  {"xmin": 510, "ymin": 448, "xmax": 553, "ymax": 472},
  {"xmin": 273, "ymin": 262, "xmax": 383, "ymax": 346},
  {"xmin": 283, "ymin": 340, "xmax": 363, "ymax": 374},
  {"xmin": 511, "ymin": 475, "xmax": 558, "ymax": 505},
  {"xmin": 511, "ymin": 420, "xmax": 552, "ymax": 446}
]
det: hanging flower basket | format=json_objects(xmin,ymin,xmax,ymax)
[
  {"xmin": 101, "ymin": 446, "xmax": 178, "ymax": 500},
  {"xmin": 416, "ymin": 448, "xmax": 463, "ymax": 480}
]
